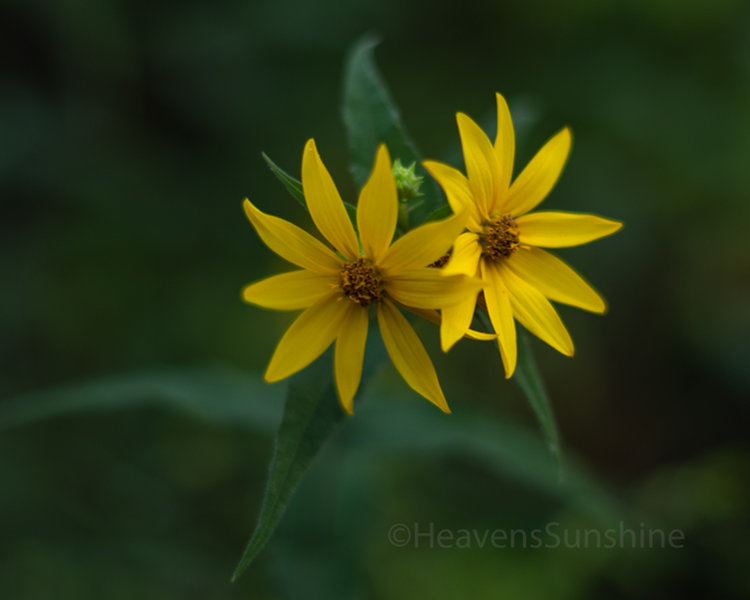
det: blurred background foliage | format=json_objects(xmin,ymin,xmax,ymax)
[{"xmin": 1, "ymin": 0, "xmax": 749, "ymax": 598}]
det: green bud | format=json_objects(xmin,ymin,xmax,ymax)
[{"xmin": 391, "ymin": 159, "xmax": 424, "ymax": 203}]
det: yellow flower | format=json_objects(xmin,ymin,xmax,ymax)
[
  {"xmin": 243, "ymin": 139, "xmax": 481, "ymax": 414},
  {"xmin": 424, "ymin": 93, "xmax": 622, "ymax": 378}
]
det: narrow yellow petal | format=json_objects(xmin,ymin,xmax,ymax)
[
  {"xmin": 498, "ymin": 263, "xmax": 574, "ymax": 357},
  {"xmin": 376, "ymin": 299, "xmax": 450, "ymax": 413},
  {"xmin": 481, "ymin": 261, "xmax": 517, "ymax": 378},
  {"xmin": 457, "ymin": 112, "xmax": 499, "ymax": 219},
  {"xmin": 442, "ymin": 232, "xmax": 482, "ymax": 277},
  {"xmin": 506, "ymin": 247, "xmax": 606, "ymax": 313},
  {"xmin": 356, "ymin": 144, "xmax": 398, "ymax": 262},
  {"xmin": 385, "ymin": 268, "xmax": 483, "ymax": 309},
  {"xmin": 503, "ymin": 127, "xmax": 572, "ymax": 217},
  {"xmin": 379, "ymin": 212, "xmax": 467, "ymax": 275},
  {"xmin": 243, "ymin": 199, "xmax": 342, "ymax": 274},
  {"xmin": 493, "ymin": 92, "xmax": 515, "ymax": 198},
  {"xmin": 334, "ymin": 302, "xmax": 369, "ymax": 415},
  {"xmin": 242, "ymin": 270, "xmax": 338, "ymax": 310},
  {"xmin": 440, "ymin": 293, "xmax": 479, "ymax": 352},
  {"xmin": 264, "ymin": 294, "xmax": 348, "ymax": 382},
  {"xmin": 516, "ymin": 211, "xmax": 623, "ymax": 248},
  {"xmin": 421, "ymin": 160, "xmax": 483, "ymax": 230},
  {"xmin": 301, "ymin": 139, "xmax": 360, "ymax": 260}
]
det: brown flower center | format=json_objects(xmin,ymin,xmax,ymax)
[
  {"xmin": 339, "ymin": 258, "xmax": 383, "ymax": 307},
  {"xmin": 481, "ymin": 215, "xmax": 520, "ymax": 261}
]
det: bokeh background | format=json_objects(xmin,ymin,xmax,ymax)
[{"xmin": 2, "ymin": 0, "xmax": 749, "ymax": 598}]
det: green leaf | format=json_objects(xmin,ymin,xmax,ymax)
[
  {"xmin": 0, "ymin": 366, "xmax": 283, "ymax": 432},
  {"xmin": 514, "ymin": 333, "xmax": 562, "ymax": 475},
  {"xmin": 262, "ymin": 152, "xmax": 305, "ymax": 208},
  {"xmin": 425, "ymin": 204, "xmax": 452, "ymax": 222},
  {"xmin": 349, "ymin": 387, "xmax": 621, "ymax": 525},
  {"xmin": 262, "ymin": 152, "xmax": 358, "ymax": 228},
  {"xmin": 231, "ymin": 352, "xmax": 345, "ymax": 581},
  {"xmin": 474, "ymin": 312, "xmax": 562, "ymax": 473},
  {"xmin": 232, "ymin": 334, "xmax": 388, "ymax": 580},
  {"xmin": 342, "ymin": 34, "xmax": 443, "ymax": 224}
]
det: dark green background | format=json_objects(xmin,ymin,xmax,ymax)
[{"xmin": 2, "ymin": 0, "xmax": 748, "ymax": 598}]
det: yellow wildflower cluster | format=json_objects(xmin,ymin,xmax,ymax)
[{"xmin": 242, "ymin": 94, "xmax": 621, "ymax": 414}]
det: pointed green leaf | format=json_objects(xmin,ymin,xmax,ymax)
[
  {"xmin": 342, "ymin": 35, "xmax": 443, "ymax": 223},
  {"xmin": 262, "ymin": 152, "xmax": 358, "ymax": 227},
  {"xmin": 514, "ymin": 333, "xmax": 562, "ymax": 474},
  {"xmin": 231, "ymin": 353, "xmax": 345, "ymax": 581},
  {"xmin": 232, "ymin": 333, "xmax": 387, "ymax": 580},
  {"xmin": 262, "ymin": 152, "xmax": 306, "ymax": 208}
]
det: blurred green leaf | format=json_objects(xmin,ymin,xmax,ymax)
[
  {"xmin": 262, "ymin": 152, "xmax": 358, "ymax": 227},
  {"xmin": 0, "ymin": 367, "xmax": 282, "ymax": 432},
  {"xmin": 514, "ymin": 334, "xmax": 562, "ymax": 473},
  {"xmin": 342, "ymin": 35, "xmax": 443, "ymax": 223},
  {"xmin": 349, "ymin": 386, "xmax": 619, "ymax": 524}
]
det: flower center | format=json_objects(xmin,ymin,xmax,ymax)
[
  {"xmin": 339, "ymin": 258, "xmax": 384, "ymax": 307},
  {"xmin": 481, "ymin": 215, "xmax": 520, "ymax": 261}
]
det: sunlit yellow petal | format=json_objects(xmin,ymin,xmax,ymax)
[
  {"xmin": 379, "ymin": 212, "xmax": 467, "ymax": 275},
  {"xmin": 503, "ymin": 127, "xmax": 572, "ymax": 217},
  {"xmin": 334, "ymin": 302, "xmax": 369, "ymax": 415},
  {"xmin": 506, "ymin": 247, "xmax": 606, "ymax": 313},
  {"xmin": 301, "ymin": 139, "xmax": 360, "ymax": 260},
  {"xmin": 498, "ymin": 263, "xmax": 574, "ymax": 357},
  {"xmin": 442, "ymin": 232, "xmax": 482, "ymax": 277},
  {"xmin": 440, "ymin": 293, "xmax": 479, "ymax": 352},
  {"xmin": 264, "ymin": 293, "xmax": 348, "ymax": 382},
  {"xmin": 243, "ymin": 199, "xmax": 342, "ymax": 274},
  {"xmin": 516, "ymin": 211, "xmax": 623, "ymax": 248},
  {"xmin": 242, "ymin": 270, "xmax": 338, "ymax": 310},
  {"xmin": 402, "ymin": 306, "xmax": 495, "ymax": 342},
  {"xmin": 493, "ymin": 92, "xmax": 515, "ymax": 199},
  {"xmin": 481, "ymin": 261, "xmax": 517, "ymax": 378},
  {"xmin": 421, "ymin": 160, "xmax": 482, "ymax": 229},
  {"xmin": 356, "ymin": 144, "xmax": 398, "ymax": 262},
  {"xmin": 385, "ymin": 268, "xmax": 483, "ymax": 309},
  {"xmin": 376, "ymin": 299, "xmax": 450, "ymax": 413},
  {"xmin": 457, "ymin": 112, "xmax": 499, "ymax": 219}
]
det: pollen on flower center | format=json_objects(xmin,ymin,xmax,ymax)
[
  {"xmin": 339, "ymin": 258, "xmax": 384, "ymax": 307},
  {"xmin": 481, "ymin": 215, "xmax": 520, "ymax": 261}
]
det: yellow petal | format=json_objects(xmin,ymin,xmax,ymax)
[
  {"xmin": 516, "ymin": 211, "xmax": 623, "ymax": 247},
  {"xmin": 243, "ymin": 199, "xmax": 342, "ymax": 275},
  {"xmin": 385, "ymin": 268, "xmax": 483, "ymax": 309},
  {"xmin": 503, "ymin": 127, "xmax": 572, "ymax": 217},
  {"xmin": 334, "ymin": 302, "xmax": 369, "ymax": 415},
  {"xmin": 421, "ymin": 160, "xmax": 482, "ymax": 230},
  {"xmin": 379, "ymin": 212, "xmax": 467, "ymax": 275},
  {"xmin": 402, "ymin": 306, "xmax": 495, "ymax": 342},
  {"xmin": 301, "ymin": 139, "xmax": 360, "ymax": 260},
  {"xmin": 376, "ymin": 299, "xmax": 450, "ymax": 413},
  {"xmin": 440, "ymin": 293, "xmax": 478, "ymax": 352},
  {"xmin": 498, "ymin": 263, "xmax": 574, "ymax": 357},
  {"xmin": 442, "ymin": 232, "xmax": 482, "ymax": 277},
  {"xmin": 481, "ymin": 261, "xmax": 517, "ymax": 378},
  {"xmin": 356, "ymin": 144, "xmax": 398, "ymax": 262},
  {"xmin": 457, "ymin": 112, "xmax": 499, "ymax": 219},
  {"xmin": 506, "ymin": 247, "xmax": 606, "ymax": 313},
  {"xmin": 264, "ymin": 293, "xmax": 348, "ymax": 382},
  {"xmin": 493, "ymin": 92, "xmax": 515, "ymax": 199},
  {"xmin": 242, "ymin": 270, "xmax": 338, "ymax": 310}
]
